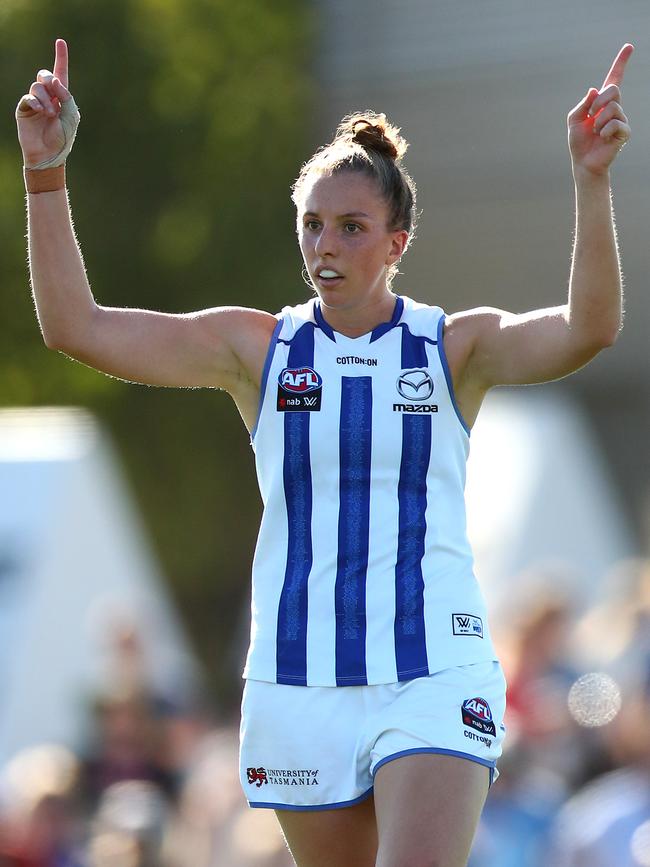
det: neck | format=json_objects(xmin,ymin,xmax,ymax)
[{"xmin": 318, "ymin": 291, "xmax": 397, "ymax": 338}]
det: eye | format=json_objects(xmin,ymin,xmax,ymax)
[
  {"xmin": 344, "ymin": 222, "xmax": 361, "ymax": 234},
  {"xmin": 304, "ymin": 219, "xmax": 321, "ymax": 232}
]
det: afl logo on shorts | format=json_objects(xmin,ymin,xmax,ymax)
[
  {"xmin": 277, "ymin": 367, "xmax": 323, "ymax": 412},
  {"xmin": 396, "ymin": 369, "xmax": 434, "ymax": 401},
  {"xmin": 461, "ymin": 697, "xmax": 497, "ymax": 736}
]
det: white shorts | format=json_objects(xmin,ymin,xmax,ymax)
[{"xmin": 239, "ymin": 660, "xmax": 507, "ymax": 811}]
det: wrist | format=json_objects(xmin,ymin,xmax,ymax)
[
  {"xmin": 23, "ymin": 164, "xmax": 66, "ymax": 194},
  {"xmin": 571, "ymin": 163, "xmax": 612, "ymax": 188}
]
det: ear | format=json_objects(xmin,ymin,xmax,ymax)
[{"xmin": 386, "ymin": 229, "xmax": 409, "ymax": 266}]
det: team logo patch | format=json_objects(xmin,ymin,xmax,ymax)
[
  {"xmin": 461, "ymin": 697, "xmax": 497, "ymax": 736},
  {"xmin": 396, "ymin": 369, "xmax": 434, "ymax": 401},
  {"xmin": 247, "ymin": 767, "xmax": 268, "ymax": 787},
  {"xmin": 452, "ymin": 613, "xmax": 484, "ymax": 638},
  {"xmin": 277, "ymin": 367, "xmax": 323, "ymax": 412},
  {"xmin": 247, "ymin": 766, "xmax": 320, "ymax": 787}
]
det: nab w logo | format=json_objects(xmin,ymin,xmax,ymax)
[
  {"xmin": 279, "ymin": 367, "xmax": 322, "ymax": 393},
  {"xmin": 452, "ymin": 613, "xmax": 483, "ymax": 638},
  {"xmin": 277, "ymin": 367, "xmax": 323, "ymax": 412}
]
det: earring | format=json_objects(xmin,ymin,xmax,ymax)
[{"xmin": 301, "ymin": 265, "xmax": 315, "ymax": 291}]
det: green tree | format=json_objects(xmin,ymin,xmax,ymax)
[{"xmin": 2, "ymin": 0, "xmax": 313, "ymax": 706}]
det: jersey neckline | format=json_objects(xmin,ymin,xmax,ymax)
[{"xmin": 313, "ymin": 296, "xmax": 405, "ymax": 344}]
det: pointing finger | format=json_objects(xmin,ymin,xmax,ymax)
[
  {"xmin": 602, "ymin": 43, "xmax": 634, "ymax": 89},
  {"xmin": 53, "ymin": 38, "xmax": 69, "ymax": 90}
]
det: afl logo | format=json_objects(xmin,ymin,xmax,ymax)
[
  {"xmin": 396, "ymin": 369, "xmax": 434, "ymax": 401},
  {"xmin": 279, "ymin": 367, "xmax": 322, "ymax": 393},
  {"xmin": 461, "ymin": 697, "xmax": 496, "ymax": 736}
]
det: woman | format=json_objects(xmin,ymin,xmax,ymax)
[{"xmin": 16, "ymin": 39, "xmax": 632, "ymax": 867}]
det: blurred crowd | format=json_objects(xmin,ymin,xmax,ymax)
[{"xmin": 1, "ymin": 558, "xmax": 649, "ymax": 867}]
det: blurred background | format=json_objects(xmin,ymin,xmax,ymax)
[{"xmin": 1, "ymin": 0, "xmax": 649, "ymax": 864}]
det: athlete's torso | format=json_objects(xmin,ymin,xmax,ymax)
[{"xmin": 244, "ymin": 295, "xmax": 497, "ymax": 686}]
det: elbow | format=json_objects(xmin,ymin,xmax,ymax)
[
  {"xmin": 598, "ymin": 319, "xmax": 623, "ymax": 349},
  {"xmin": 42, "ymin": 330, "xmax": 67, "ymax": 352},
  {"xmin": 576, "ymin": 313, "xmax": 623, "ymax": 353},
  {"xmin": 42, "ymin": 328, "xmax": 78, "ymax": 354},
  {"xmin": 41, "ymin": 313, "xmax": 97, "ymax": 354},
  {"xmin": 43, "ymin": 333, "xmax": 62, "ymax": 352}
]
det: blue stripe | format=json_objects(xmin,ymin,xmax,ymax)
[
  {"xmin": 335, "ymin": 376, "xmax": 372, "ymax": 686},
  {"xmin": 395, "ymin": 328, "xmax": 431, "ymax": 680},
  {"xmin": 276, "ymin": 324, "xmax": 316, "ymax": 685},
  {"xmin": 372, "ymin": 748, "xmax": 496, "ymax": 779},
  {"xmin": 436, "ymin": 314, "xmax": 471, "ymax": 437},
  {"xmin": 369, "ymin": 295, "xmax": 404, "ymax": 342},
  {"xmin": 251, "ymin": 317, "xmax": 283, "ymax": 442},
  {"xmin": 313, "ymin": 301, "xmax": 336, "ymax": 341}
]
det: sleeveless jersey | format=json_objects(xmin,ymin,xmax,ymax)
[{"xmin": 243, "ymin": 295, "xmax": 497, "ymax": 687}]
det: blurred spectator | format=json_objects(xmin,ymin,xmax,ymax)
[
  {"xmin": 573, "ymin": 559, "xmax": 650, "ymax": 696},
  {"xmin": 80, "ymin": 689, "xmax": 178, "ymax": 812},
  {"xmin": 546, "ymin": 684, "xmax": 650, "ymax": 865},
  {"xmin": 540, "ymin": 562, "xmax": 650, "ymax": 865},
  {"xmin": 86, "ymin": 781, "xmax": 169, "ymax": 867},
  {"xmin": 165, "ymin": 727, "xmax": 292, "ymax": 867},
  {"xmin": 0, "ymin": 744, "xmax": 85, "ymax": 866},
  {"xmin": 499, "ymin": 585, "xmax": 588, "ymax": 787}
]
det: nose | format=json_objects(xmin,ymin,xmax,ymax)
[{"xmin": 314, "ymin": 224, "xmax": 338, "ymax": 258}]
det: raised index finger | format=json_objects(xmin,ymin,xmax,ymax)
[
  {"xmin": 53, "ymin": 38, "xmax": 69, "ymax": 89},
  {"xmin": 602, "ymin": 43, "xmax": 634, "ymax": 89}
]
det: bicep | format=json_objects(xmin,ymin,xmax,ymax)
[
  {"xmin": 458, "ymin": 305, "xmax": 609, "ymax": 389},
  {"xmin": 54, "ymin": 304, "xmax": 275, "ymax": 391}
]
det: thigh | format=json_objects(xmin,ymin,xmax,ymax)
[
  {"xmin": 374, "ymin": 753, "xmax": 489, "ymax": 867},
  {"xmin": 275, "ymin": 795, "xmax": 377, "ymax": 867}
]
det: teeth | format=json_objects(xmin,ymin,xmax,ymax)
[{"xmin": 320, "ymin": 270, "xmax": 340, "ymax": 278}]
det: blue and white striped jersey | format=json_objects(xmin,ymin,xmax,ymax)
[{"xmin": 243, "ymin": 295, "xmax": 497, "ymax": 687}]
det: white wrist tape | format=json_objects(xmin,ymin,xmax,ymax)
[{"xmin": 30, "ymin": 95, "xmax": 81, "ymax": 169}]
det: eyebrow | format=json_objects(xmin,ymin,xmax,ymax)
[{"xmin": 303, "ymin": 210, "xmax": 371, "ymax": 219}]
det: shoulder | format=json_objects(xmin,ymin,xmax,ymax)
[
  {"xmin": 398, "ymin": 296, "xmax": 444, "ymax": 336},
  {"xmin": 444, "ymin": 306, "xmax": 508, "ymax": 339},
  {"xmin": 442, "ymin": 306, "xmax": 508, "ymax": 371},
  {"xmin": 276, "ymin": 298, "xmax": 317, "ymax": 338},
  {"xmin": 399, "ymin": 298, "xmax": 503, "ymax": 349},
  {"xmin": 204, "ymin": 306, "xmax": 279, "ymax": 356}
]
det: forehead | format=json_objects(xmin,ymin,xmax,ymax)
[{"xmin": 299, "ymin": 171, "xmax": 386, "ymax": 218}]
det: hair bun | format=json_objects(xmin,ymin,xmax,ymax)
[{"xmin": 337, "ymin": 112, "xmax": 408, "ymax": 161}]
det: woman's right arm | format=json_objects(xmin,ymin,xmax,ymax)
[{"xmin": 16, "ymin": 40, "xmax": 276, "ymax": 394}]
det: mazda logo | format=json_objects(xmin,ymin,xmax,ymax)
[{"xmin": 396, "ymin": 369, "xmax": 434, "ymax": 401}]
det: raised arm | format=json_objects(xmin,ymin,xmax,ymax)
[
  {"xmin": 15, "ymin": 39, "xmax": 276, "ymax": 403},
  {"xmin": 447, "ymin": 44, "xmax": 633, "ymax": 416}
]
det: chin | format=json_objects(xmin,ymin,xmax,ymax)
[{"xmin": 317, "ymin": 290, "xmax": 351, "ymax": 310}]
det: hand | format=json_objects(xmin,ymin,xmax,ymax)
[
  {"xmin": 15, "ymin": 38, "xmax": 80, "ymax": 169},
  {"xmin": 568, "ymin": 43, "xmax": 633, "ymax": 178}
]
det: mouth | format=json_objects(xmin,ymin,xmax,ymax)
[{"xmin": 315, "ymin": 268, "xmax": 344, "ymax": 288}]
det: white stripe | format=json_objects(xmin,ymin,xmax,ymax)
[{"xmin": 306, "ymin": 343, "xmax": 341, "ymax": 684}]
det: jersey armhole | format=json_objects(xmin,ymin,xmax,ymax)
[
  {"xmin": 436, "ymin": 313, "xmax": 471, "ymax": 437},
  {"xmin": 250, "ymin": 317, "xmax": 283, "ymax": 444}
]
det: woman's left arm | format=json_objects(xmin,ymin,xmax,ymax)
[{"xmin": 453, "ymin": 43, "xmax": 634, "ymax": 391}]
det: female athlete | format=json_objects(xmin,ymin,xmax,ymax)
[{"xmin": 16, "ymin": 39, "xmax": 633, "ymax": 867}]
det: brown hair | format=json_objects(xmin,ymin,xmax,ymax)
[{"xmin": 292, "ymin": 111, "xmax": 418, "ymax": 284}]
